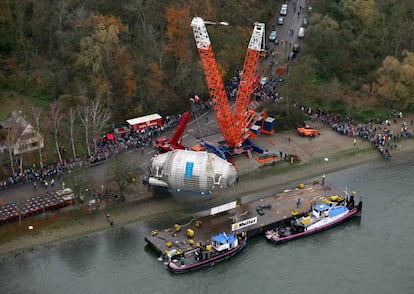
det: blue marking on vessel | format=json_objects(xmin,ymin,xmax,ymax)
[
  {"xmin": 185, "ymin": 162, "xmax": 194, "ymax": 178},
  {"xmin": 329, "ymin": 206, "xmax": 348, "ymax": 217}
]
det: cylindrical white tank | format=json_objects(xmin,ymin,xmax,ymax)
[{"xmin": 146, "ymin": 150, "xmax": 238, "ymax": 195}]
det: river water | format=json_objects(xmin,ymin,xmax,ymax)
[{"xmin": 1, "ymin": 154, "xmax": 414, "ymax": 294}]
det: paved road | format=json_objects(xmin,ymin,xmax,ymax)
[{"xmin": 266, "ymin": 0, "xmax": 311, "ymax": 72}]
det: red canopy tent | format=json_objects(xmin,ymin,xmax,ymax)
[{"xmin": 106, "ymin": 133, "xmax": 115, "ymax": 140}]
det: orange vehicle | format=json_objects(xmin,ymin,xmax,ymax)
[{"xmin": 297, "ymin": 121, "xmax": 320, "ymax": 137}]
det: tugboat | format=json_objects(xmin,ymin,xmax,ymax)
[
  {"xmin": 265, "ymin": 194, "xmax": 362, "ymax": 244},
  {"xmin": 166, "ymin": 231, "xmax": 247, "ymax": 274}
]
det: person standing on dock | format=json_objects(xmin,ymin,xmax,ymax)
[{"xmin": 296, "ymin": 198, "xmax": 301, "ymax": 208}]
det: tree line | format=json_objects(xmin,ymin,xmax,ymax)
[
  {"xmin": 0, "ymin": 0, "xmax": 276, "ymax": 123},
  {"xmin": 0, "ymin": 0, "xmax": 413, "ymax": 173},
  {"xmin": 280, "ymin": 0, "xmax": 414, "ymax": 119}
]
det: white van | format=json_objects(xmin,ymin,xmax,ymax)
[
  {"xmin": 298, "ymin": 27, "xmax": 305, "ymax": 38},
  {"xmin": 280, "ymin": 4, "xmax": 288, "ymax": 16}
]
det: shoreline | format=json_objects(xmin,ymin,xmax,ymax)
[{"xmin": 1, "ymin": 130, "xmax": 413, "ymax": 259}]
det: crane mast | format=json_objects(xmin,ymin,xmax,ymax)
[
  {"xmin": 191, "ymin": 17, "xmax": 237, "ymax": 147},
  {"xmin": 233, "ymin": 22, "xmax": 265, "ymax": 141},
  {"xmin": 191, "ymin": 17, "xmax": 265, "ymax": 150}
]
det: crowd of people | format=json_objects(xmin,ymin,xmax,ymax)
[
  {"xmin": 303, "ymin": 106, "xmax": 413, "ymax": 160},
  {"xmin": 0, "ymin": 112, "xmax": 189, "ymax": 191}
]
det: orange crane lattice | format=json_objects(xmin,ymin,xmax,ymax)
[{"xmin": 191, "ymin": 17, "xmax": 265, "ymax": 149}]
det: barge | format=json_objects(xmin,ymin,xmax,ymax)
[{"xmin": 145, "ymin": 182, "xmax": 352, "ymax": 256}]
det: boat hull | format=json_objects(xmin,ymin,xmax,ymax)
[
  {"xmin": 266, "ymin": 201, "xmax": 362, "ymax": 244},
  {"xmin": 166, "ymin": 238, "xmax": 247, "ymax": 274}
]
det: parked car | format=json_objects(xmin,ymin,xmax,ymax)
[
  {"xmin": 293, "ymin": 43, "xmax": 300, "ymax": 53},
  {"xmin": 302, "ymin": 17, "xmax": 309, "ymax": 28},
  {"xmin": 277, "ymin": 16, "xmax": 284, "ymax": 25},
  {"xmin": 298, "ymin": 27, "xmax": 305, "ymax": 38},
  {"xmin": 287, "ymin": 51, "xmax": 296, "ymax": 60},
  {"xmin": 260, "ymin": 76, "xmax": 269, "ymax": 85},
  {"xmin": 269, "ymin": 30, "xmax": 279, "ymax": 45},
  {"xmin": 269, "ymin": 30, "xmax": 277, "ymax": 41},
  {"xmin": 280, "ymin": 4, "xmax": 287, "ymax": 16}
]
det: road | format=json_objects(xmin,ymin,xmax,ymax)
[{"xmin": 266, "ymin": 0, "xmax": 311, "ymax": 73}]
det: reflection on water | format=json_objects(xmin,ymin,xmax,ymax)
[{"xmin": 1, "ymin": 155, "xmax": 414, "ymax": 294}]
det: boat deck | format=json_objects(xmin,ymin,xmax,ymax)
[{"xmin": 145, "ymin": 182, "xmax": 342, "ymax": 255}]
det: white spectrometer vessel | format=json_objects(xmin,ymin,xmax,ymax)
[{"xmin": 143, "ymin": 150, "xmax": 238, "ymax": 197}]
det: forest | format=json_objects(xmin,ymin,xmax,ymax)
[{"xmin": 0, "ymin": 0, "xmax": 413, "ymax": 172}]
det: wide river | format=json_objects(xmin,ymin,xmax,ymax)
[{"xmin": 1, "ymin": 153, "xmax": 414, "ymax": 294}]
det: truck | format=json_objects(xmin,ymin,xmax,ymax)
[{"xmin": 297, "ymin": 121, "xmax": 320, "ymax": 137}]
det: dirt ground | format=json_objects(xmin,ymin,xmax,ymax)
[{"xmin": 1, "ymin": 118, "xmax": 413, "ymax": 258}]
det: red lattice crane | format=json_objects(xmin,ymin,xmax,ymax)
[{"xmin": 190, "ymin": 17, "xmax": 265, "ymax": 150}]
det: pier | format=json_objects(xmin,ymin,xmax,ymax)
[{"xmin": 145, "ymin": 182, "xmax": 344, "ymax": 255}]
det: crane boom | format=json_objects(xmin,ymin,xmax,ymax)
[
  {"xmin": 155, "ymin": 111, "xmax": 191, "ymax": 152},
  {"xmin": 191, "ymin": 17, "xmax": 265, "ymax": 151},
  {"xmin": 168, "ymin": 111, "xmax": 191, "ymax": 147},
  {"xmin": 233, "ymin": 22, "xmax": 265, "ymax": 141},
  {"xmin": 191, "ymin": 17, "xmax": 238, "ymax": 147}
]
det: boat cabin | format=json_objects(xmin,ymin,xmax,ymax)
[
  {"xmin": 211, "ymin": 232, "xmax": 238, "ymax": 251},
  {"xmin": 328, "ymin": 205, "xmax": 348, "ymax": 217},
  {"xmin": 312, "ymin": 203, "xmax": 330, "ymax": 218},
  {"xmin": 311, "ymin": 203, "xmax": 349, "ymax": 219}
]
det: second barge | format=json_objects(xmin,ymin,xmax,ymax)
[{"xmin": 145, "ymin": 181, "xmax": 355, "ymax": 256}]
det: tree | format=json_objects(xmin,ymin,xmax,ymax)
[
  {"xmin": 110, "ymin": 151, "xmax": 135, "ymax": 202},
  {"xmin": 77, "ymin": 98, "xmax": 111, "ymax": 155},
  {"xmin": 90, "ymin": 98, "xmax": 111, "ymax": 153},
  {"xmin": 67, "ymin": 107, "xmax": 77, "ymax": 160},
  {"xmin": 374, "ymin": 51, "xmax": 414, "ymax": 109},
  {"xmin": 59, "ymin": 94, "xmax": 87, "ymax": 160},
  {"xmin": 49, "ymin": 101, "xmax": 63, "ymax": 163},
  {"xmin": 77, "ymin": 13, "xmax": 128, "ymax": 101},
  {"xmin": 4, "ymin": 117, "xmax": 20, "ymax": 175},
  {"xmin": 123, "ymin": 0, "xmax": 161, "ymax": 56},
  {"xmin": 63, "ymin": 167, "xmax": 90, "ymax": 204},
  {"xmin": 110, "ymin": 50, "xmax": 138, "ymax": 122},
  {"xmin": 165, "ymin": 7, "xmax": 191, "ymax": 66},
  {"xmin": 78, "ymin": 101, "xmax": 92, "ymax": 155},
  {"xmin": 31, "ymin": 105, "xmax": 44, "ymax": 169},
  {"xmin": 142, "ymin": 62, "xmax": 185, "ymax": 114}
]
